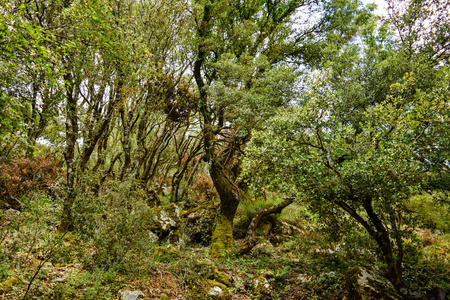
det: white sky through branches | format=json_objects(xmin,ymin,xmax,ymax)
[{"xmin": 361, "ymin": 0, "xmax": 388, "ymax": 15}]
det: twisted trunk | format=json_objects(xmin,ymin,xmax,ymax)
[
  {"xmin": 209, "ymin": 160, "xmax": 240, "ymax": 257},
  {"xmin": 238, "ymin": 197, "xmax": 294, "ymax": 255}
]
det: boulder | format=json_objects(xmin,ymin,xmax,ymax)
[
  {"xmin": 183, "ymin": 200, "xmax": 219, "ymax": 245},
  {"xmin": 250, "ymin": 238, "xmax": 276, "ymax": 257},
  {"xmin": 272, "ymin": 219, "xmax": 303, "ymax": 236},
  {"xmin": 148, "ymin": 231, "xmax": 159, "ymax": 243},
  {"xmin": 167, "ymin": 229, "xmax": 189, "ymax": 248},
  {"xmin": 257, "ymin": 219, "xmax": 273, "ymax": 237},
  {"xmin": 154, "ymin": 245, "xmax": 182, "ymax": 262},
  {"xmin": 4, "ymin": 208, "xmax": 21, "ymax": 217},
  {"xmin": 345, "ymin": 265, "xmax": 404, "ymax": 300},
  {"xmin": 142, "ymin": 203, "xmax": 181, "ymax": 238}
]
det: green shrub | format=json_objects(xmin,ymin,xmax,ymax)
[
  {"xmin": 74, "ymin": 180, "xmax": 158, "ymax": 274},
  {"xmin": 405, "ymin": 193, "xmax": 450, "ymax": 233}
]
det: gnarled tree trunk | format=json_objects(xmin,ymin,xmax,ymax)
[
  {"xmin": 237, "ymin": 197, "xmax": 295, "ymax": 255},
  {"xmin": 209, "ymin": 160, "xmax": 240, "ymax": 257}
]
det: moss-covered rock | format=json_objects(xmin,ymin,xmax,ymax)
[
  {"xmin": 252, "ymin": 275, "xmax": 272, "ymax": 299},
  {"xmin": 183, "ymin": 200, "xmax": 219, "ymax": 245},
  {"xmin": 257, "ymin": 219, "xmax": 273, "ymax": 237},
  {"xmin": 142, "ymin": 203, "xmax": 181, "ymax": 238},
  {"xmin": 270, "ymin": 219, "xmax": 303, "ymax": 245},
  {"xmin": 272, "ymin": 219, "xmax": 302, "ymax": 236},
  {"xmin": 205, "ymin": 279, "xmax": 231, "ymax": 300},
  {"xmin": 154, "ymin": 245, "xmax": 182, "ymax": 262},
  {"xmin": 196, "ymin": 259, "xmax": 232, "ymax": 287},
  {"xmin": 345, "ymin": 265, "xmax": 404, "ymax": 300}
]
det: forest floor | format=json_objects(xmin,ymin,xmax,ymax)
[{"xmin": 1, "ymin": 197, "xmax": 449, "ymax": 299}]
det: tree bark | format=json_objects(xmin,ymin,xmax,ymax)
[
  {"xmin": 333, "ymin": 196, "xmax": 403, "ymax": 287},
  {"xmin": 209, "ymin": 160, "xmax": 241, "ymax": 258},
  {"xmin": 237, "ymin": 197, "xmax": 295, "ymax": 256},
  {"xmin": 363, "ymin": 199, "xmax": 403, "ymax": 287},
  {"xmin": 58, "ymin": 70, "xmax": 78, "ymax": 234}
]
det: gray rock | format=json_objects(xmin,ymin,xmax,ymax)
[
  {"xmin": 5, "ymin": 208, "xmax": 21, "ymax": 215},
  {"xmin": 272, "ymin": 219, "xmax": 302, "ymax": 236},
  {"xmin": 50, "ymin": 277, "xmax": 66, "ymax": 283},
  {"xmin": 148, "ymin": 231, "xmax": 158, "ymax": 243},
  {"xmin": 119, "ymin": 290, "xmax": 145, "ymax": 300},
  {"xmin": 345, "ymin": 265, "xmax": 403, "ymax": 300},
  {"xmin": 208, "ymin": 286, "xmax": 225, "ymax": 297},
  {"xmin": 253, "ymin": 275, "xmax": 272, "ymax": 299}
]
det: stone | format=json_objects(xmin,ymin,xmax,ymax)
[
  {"xmin": 4, "ymin": 208, "xmax": 21, "ymax": 217},
  {"xmin": 345, "ymin": 265, "xmax": 404, "ymax": 300},
  {"xmin": 205, "ymin": 279, "xmax": 230, "ymax": 300},
  {"xmin": 208, "ymin": 286, "xmax": 224, "ymax": 297},
  {"xmin": 154, "ymin": 245, "xmax": 182, "ymax": 262},
  {"xmin": 142, "ymin": 203, "xmax": 185, "ymax": 247},
  {"xmin": 257, "ymin": 220, "xmax": 273, "ymax": 237},
  {"xmin": 143, "ymin": 203, "xmax": 181, "ymax": 235},
  {"xmin": 50, "ymin": 277, "xmax": 66, "ymax": 283},
  {"xmin": 167, "ymin": 229, "xmax": 188, "ymax": 249},
  {"xmin": 119, "ymin": 290, "xmax": 145, "ymax": 300},
  {"xmin": 297, "ymin": 274, "xmax": 312, "ymax": 283},
  {"xmin": 148, "ymin": 231, "xmax": 159, "ymax": 243},
  {"xmin": 272, "ymin": 219, "xmax": 302, "ymax": 236},
  {"xmin": 196, "ymin": 259, "xmax": 232, "ymax": 287},
  {"xmin": 252, "ymin": 275, "xmax": 272, "ymax": 299},
  {"xmin": 183, "ymin": 200, "xmax": 219, "ymax": 245}
]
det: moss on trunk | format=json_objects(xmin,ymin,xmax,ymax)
[{"xmin": 209, "ymin": 214, "xmax": 234, "ymax": 258}]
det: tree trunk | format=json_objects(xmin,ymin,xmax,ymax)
[
  {"xmin": 58, "ymin": 70, "xmax": 78, "ymax": 234},
  {"xmin": 237, "ymin": 197, "xmax": 294, "ymax": 255},
  {"xmin": 333, "ymin": 196, "xmax": 403, "ymax": 288},
  {"xmin": 363, "ymin": 199, "xmax": 403, "ymax": 287},
  {"xmin": 209, "ymin": 160, "xmax": 240, "ymax": 258}
]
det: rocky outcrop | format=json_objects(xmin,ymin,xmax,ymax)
[
  {"xmin": 142, "ymin": 203, "xmax": 188, "ymax": 246},
  {"xmin": 142, "ymin": 203, "xmax": 180, "ymax": 234},
  {"xmin": 345, "ymin": 265, "xmax": 404, "ymax": 300},
  {"xmin": 183, "ymin": 200, "xmax": 219, "ymax": 245}
]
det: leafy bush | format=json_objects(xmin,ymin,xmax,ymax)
[
  {"xmin": 405, "ymin": 193, "xmax": 450, "ymax": 233},
  {"xmin": 75, "ymin": 180, "xmax": 158, "ymax": 273}
]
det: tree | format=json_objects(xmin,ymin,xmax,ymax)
[
  {"xmin": 0, "ymin": 0, "xmax": 60, "ymax": 157},
  {"xmin": 243, "ymin": 12, "xmax": 449, "ymax": 286},
  {"xmin": 191, "ymin": 0, "xmax": 374, "ymax": 256},
  {"xmin": 54, "ymin": 0, "xmax": 155, "ymax": 232}
]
